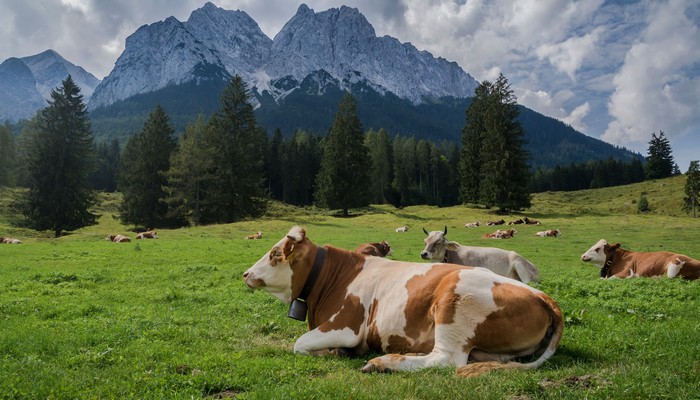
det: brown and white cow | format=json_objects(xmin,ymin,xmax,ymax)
[
  {"xmin": 507, "ymin": 219, "xmax": 524, "ymax": 225},
  {"xmin": 246, "ymin": 231, "xmax": 263, "ymax": 240},
  {"xmin": 422, "ymin": 227, "xmax": 538, "ymax": 283},
  {"xmin": 395, "ymin": 225, "xmax": 409, "ymax": 233},
  {"xmin": 106, "ymin": 234, "xmax": 131, "ymax": 243},
  {"xmin": 486, "ymin": 219, "xmax": 505, "ymax": 226},
  {"xmin": 536, "ymin": 229, "xmax": 561, "ymax": 237},
  {"xmin": 581, "ymin": 239, "xmax": 700, "ymax": 280},
  {"xmin": 0, "ymin": 237, "xmax": 22, "ymax": 244},
  {"xmin": 483, "ymin": 229, "xmax": 517, "ymax": 239},
  {"xmin": 524, "ymin": 217, "xmax": 541, "ymax": 225},
  {"xmin": 243, "ymin": 226, "xmax": 563, "ymax": 376},
  {"xmin": 136, "ymin": 230, "xmax": 158, "ymax": 239},
  {"xmin": 354, "ymin": 240, "xmax": 393, "ymax": 257},
  {"xmin": 464, "ymin": 221, "xmax": 480, "ymax": 228}
]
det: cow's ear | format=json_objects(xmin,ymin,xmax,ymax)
[
  {"xmin": 446, "ymin": 241, "xmax": 460, "ymax": 251},
  {"xmin": 612, "ymin": 243, "xmax": 621, "ymax": 249},
  {"xmin": 282, "ymin": 239, "xmax": 295, "ymax": 258}
]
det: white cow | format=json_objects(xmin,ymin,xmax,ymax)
[{"xmin": 421, "ymin": 227, "xmax": 539, "ymax": 284}]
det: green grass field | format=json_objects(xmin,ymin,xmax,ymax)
[{"xmin": 1, "ymin": 176, "xmax": 699, "ymax": 399}]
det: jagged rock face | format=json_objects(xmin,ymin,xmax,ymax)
[
  {"xmin": 0, "ymin": 50, "xmax": 100, "ymax": 121},
  {"xmin": 89, "ymin": 2, "xmax": 478, "ymax": 110},
  {"xmin": 21, "ymin": 49, "xmax": 100, "ymax": 99},
  {"xmin": 184, "ymin": 2, "xmax": 271, "ymax": 77},
  {"xmin": 267, "ymin": 4, "xmax": 478, "ymax": 103},
  {"xmin": 0, "ymin": 58, "xmax": 46, "ymax": 121}
]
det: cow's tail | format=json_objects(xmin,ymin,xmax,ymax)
[
  {"xmin": 456, "ymin": 294, "xmax": 563, "ymax": 378},
  {"xmin": 514, "ymin": 257, "xmax": 540, "ymax": 284}
]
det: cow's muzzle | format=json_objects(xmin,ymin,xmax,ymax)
[{"xmin": 420, "ymin": 251, "xmax": 429, "ymax": 260}]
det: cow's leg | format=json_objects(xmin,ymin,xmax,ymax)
[
  {"xmin": 294, "ymin": 327, "xmax": 362, "ymax": 356},
  {"xmin": 360, "ymin": 324, "xmax": 468, "ymax": 372}
]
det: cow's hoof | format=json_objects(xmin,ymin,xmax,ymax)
[{"xmin": 360, "ymin": 361, "xmax": 387, "ymax": 373}]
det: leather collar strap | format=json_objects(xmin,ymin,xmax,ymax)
[
  {"xmin": 297, "ymin": 246, "xmax": 326, "ymax": 301},
  {"xmin": 601, "ymin": 251, "xmax": 615, "ymax": 278}
]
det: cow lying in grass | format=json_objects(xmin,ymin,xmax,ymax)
[
  {"xmin": 106, "ymin": 234, "xmax": 131, "ymax": 243},
  {"xmin": 421, "ymin": 227, "xmax": 539, "ymax": 283},
  {"xmin": 0, "ymin": 237, "xmax": 22, "ymax": 244},
  {"xmin": 581, "ymin": 239, "xmax": 700, "ymax": 280},
  {"xmin": 243, "ymin": 226, "xmax": 562, "ymax": 376},
  {"xmin": 354, "ymin": 240, "xmax": 392, "ymax": 257}
]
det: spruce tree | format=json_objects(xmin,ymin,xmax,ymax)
[
  {"xmin": 0, "ymin": 123, "xmax": 17, "ymax": 187},
  {"xmin": 683, "ymin": 160, "xmax": 700, "ymax": 218},
  {"xmin": 365, "ymin": 128, "xmax": 392, "ymax": 204},
  {"xmin": 645, "ymin": 131, "xmax": 675, "ymax": 179},
  {"xmin": 201, "ymin": 75, "xmax": 267, "ymax": 223},
  {"xmin": 22, "ymin": 75, "xmax": 96, "ymax": 237},
  {"xmin": 164, "ymin": 115, "xmax": 213, "ymax": 226},
  {"xmin": 89, "ymin": 139, "xmax": 120, "ymax": 191},
  {"xmin": 472, "ymin": 74, "xmax": 531, "ymax": 212},
  {"xmin": 459, "ymin": 82, "xmax": 490, "ymax": 203},
  {"xmin": 119, "ymin": 104, "xmax": 177, "ymax": 228},
  {"xmin": 314, "ymin": 92, "xmax": 371, "ymax": 216}
]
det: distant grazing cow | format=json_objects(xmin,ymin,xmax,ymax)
[
  {"xmin": 243, "ymin": 226, "xmax": 562, "ymax": 376},
  {"xmin": 486, "ymin": 219, "xmax": 505, "ymax": 226},
  {"xmin": 483, "ymin": 229, "xmax": 516, "ymax": 239},
  {"xmin": 246, "ymin": 231, "xmax": 263, "ymax": 240},
  {"xmin": 136, "ymin": 230, "xmax": 158, "ymax": 239},
  {"xmin": 106, "ymin": 234, "xmax": 131, "ymax": 243},
  {"xmin": 464, "ymin": 221, "xmax": 480, "ymax": 228},
  {"xmin": 581, "ymin": 239, "xmax": 700, "ymax": 280},
  {"xmin": 507, "ymin": 219, "xmax": 524, "ymax": 225},
  {"xmin": 422, "ymin": 227, "xmax": 539, "ymax": 283},
  {"xmin": 354, "ymin": 240, "xmax": 393, "ymax": 257},
  {"xmin": 524, "ymin": 217, "xmax": 541, "ymax": 225},
  {"xmin": 535, "ymin": 229, "xmax": 561, "ymax": 237},
  {"xmin": 395, "ymin": 225, "xmax": 409, "ymax": 233},
  {"xmin": 0, "ymin": 237, "xmax": 22, "ymax": 244}
]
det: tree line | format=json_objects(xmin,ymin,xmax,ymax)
[{"xmin": 1, "ymin": 74, "xmax": 697, "ymax": 236}]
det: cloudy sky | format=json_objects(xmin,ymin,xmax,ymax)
[{"xmin": 1, "ymin": 0, "xmax": 698, "ymax": 170}]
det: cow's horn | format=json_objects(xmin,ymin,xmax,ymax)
[
  {"xmin": 444, "ymin": 225, "xmax": 448, "ymax": 235},
  {"xmin": 423, "ymin": 228, "xmax": 429, "ymax": 235}
]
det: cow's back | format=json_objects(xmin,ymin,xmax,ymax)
[
  {"xmin": 447, "ymin": 246, "xmax": 539, "ymax": 283},
  {"xmin": 620, "ymin": 251, "xmax": 700, "ymax": 279}
]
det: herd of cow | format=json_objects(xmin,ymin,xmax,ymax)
[
  {"xmin": 242, "ymin": 223, "xmax": 700, "ymax": 378},
  {"xmin": 4, "ymin": 218, "xmax": 698, "ymax": 378}
]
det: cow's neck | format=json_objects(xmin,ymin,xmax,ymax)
[
  {"xmin": 443, "ymin": 250, "xmax": 456, "ymax": 263},
  {"xmin": 601, "ymin": 248, "xmax": 621, "ymax": 278},
  {"xmin": 305, "ymin": 245, "xmax": 365, "ymax": 330}
]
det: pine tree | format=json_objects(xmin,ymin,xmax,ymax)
[
  {"xmin": 119, "ymin": 104, "xmax": 177, "ymax": 228},
  {"xmin": 471, "ymin": 74, "xmax": 531, "ymax": 212},
  {"xmin": 0, "ymin": 123, "xmax": 17, "ymax": 187},
  {"xmin": 164, "ymin": 115, "xmax": 214, "ymax": 226},
  {"xmin": 683, "ymin": 160, "xmax": 700, "ymax": 218},
  {"xmin": 21, "ymin": 75, "xmax": 96, "ymax": 237},
  {"xmin": 459, "ymin": 82, "xmax": 491, "ymax": 204},
  {"xmin": 266, "ymin": 128, "xmax": 284, "ymax": 201},
  {"xmin": 645, "ymin": 131, "xmax": 675, "ymax": 179},
  {"xmin": 314, "ymin": 92, "xmax": 371, "ymax": 216},
  {"xmin": 201, "ymin": 75, "xmax": 267, "ymax": 223},
  {"xmin": 365, "ymin": 128, "xmax": 392, "ymax": 204},
  {"xmin": 89, "ymin": 139, "xmax": 120, "ymax": 191}
]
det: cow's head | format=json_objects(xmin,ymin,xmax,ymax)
[
  {"xmin": 420, "ymin": 226, "xmax": 458, "ymax": 261},
  {"xmin": 581, "ymin": 239, "xmax": 620, "ymax": 267},
  {"xmin": 242, "ymin": 226, "xmax": 314, "ymax": 303},
  {"xmin": 378, "ymin": 240, "xmax": 392, "ymax": 256}
]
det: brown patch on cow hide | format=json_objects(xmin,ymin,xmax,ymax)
[
  {"xmin": 306, "ymin": 245, "xmax": 366, "ymax": 330},
  {"xmin": 469, "ymin": 283, "xmax": 551, "ymax": 353},
  {"xmin": 402, "ymin": 264, "xmax": 465, "ymax": 352},
  {"xmin": 365, "ymin": 298, "xmax": 382, "ymax": 352},
  {"xmin": 386, "ymin": 335, "xmax": 412, "ymax": 353}
]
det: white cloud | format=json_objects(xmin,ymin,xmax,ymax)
[
  {"xmin": 535, "ymin": 27, "xmax": 603, "ymax": 81},
  {"xmin": 603, "ymin": 0, "xmax": 700, "ymax": 154}
]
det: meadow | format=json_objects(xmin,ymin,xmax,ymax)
[{"xmin": 0, "ymin": 175, "xmax": 699, "ymax": 399}]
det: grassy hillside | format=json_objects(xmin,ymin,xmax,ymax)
[{"xmin": 1, "ymin": 178, "xmax": 698, "ymax": 399}]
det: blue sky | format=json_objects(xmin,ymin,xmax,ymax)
[{"xmin": 1, "ymin": 0, "xmax": 698, "ymax": 170}]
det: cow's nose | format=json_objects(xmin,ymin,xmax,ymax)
[
  {"xmin": 420, "ymin": 252, "xmax": 428, "ymax": 259},
  {"xmin": 243, "ymin": 271, "xmax": 250, "ymax": 278},
  {"xmin": 581, "ymin": 255, "xmax": 589, "ymax": 261}
]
